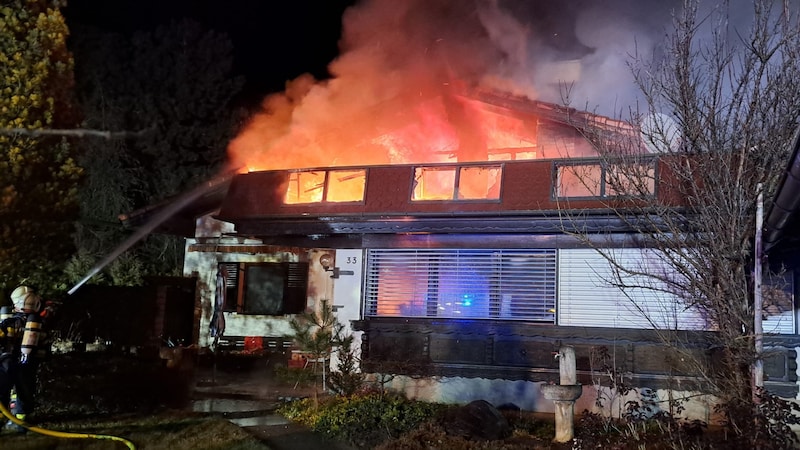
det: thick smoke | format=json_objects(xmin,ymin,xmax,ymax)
[{"xmin": 228, "ymin": 0, "xmax": 680, "ymax": 171}]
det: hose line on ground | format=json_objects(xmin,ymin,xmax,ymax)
[{"xmin": 0, "ymin": 400, "xmax": 136, "ymax": 449}]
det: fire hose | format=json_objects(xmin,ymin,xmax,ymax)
[{"xmin": 0, "ymin": 399, "xmax": 136, "ymax": 449}]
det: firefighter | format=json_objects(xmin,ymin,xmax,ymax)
[{"xmin": 0, "ymin": 285, "xmax": 45, "ymax": 433}]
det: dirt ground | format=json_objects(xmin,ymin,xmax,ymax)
[
  {"xmin": 9, "ymin": 350, "xmax": 556, "ymax": 449},
  {"xmin": 31, "ymin": 348, "xmax": 312, "ymax": 418},
  {"xmin": 0, "ymin": 350, "xmax": 272, "ymax": 449},
  {"xmin": 4, "ymin": 350, "xmax": 793, "ymax": 450}
]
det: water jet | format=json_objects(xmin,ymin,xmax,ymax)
[{"xmin": 67, "ymin": 167, "xmax": 239, "ymax": 296}]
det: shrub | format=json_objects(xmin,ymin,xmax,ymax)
[
  {"xmin": 273, "ymin": 365, "xmax": 317, "ymax": 387},
  {"xmin": 328, "ymin": 333, "xmax": 365, "ymax": 396},
  {"xmin": 279, "ymin": 393, "xmax": 446, "ymax": 449},
  {"xmin": 277, "ymin": 397, "xmax": 321, "ymax": 427}
]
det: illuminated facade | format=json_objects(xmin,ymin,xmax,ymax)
[{"xmin": 132, "ymin": 94, "xmax": 799, "ymax": 418}]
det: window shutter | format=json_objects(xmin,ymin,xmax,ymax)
[
  {"xmin": 283, "ymin": 262, "xmax": 309, "ymax": 314},
  {"xmin": 558, "ymin": 248, "xmax": 706, "ymax": 330},
  {"xmin": 219, "ymin": 263, "xmax": 239, "ymax": 311}
]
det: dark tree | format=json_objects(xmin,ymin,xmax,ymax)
[{"xmin": 67, "ymin": 19, "xmax": 244, "ymax": 283}]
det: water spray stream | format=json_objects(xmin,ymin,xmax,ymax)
[{"xmin": 67, "ymin": 167, "xmax": 241, "ymax": 296}]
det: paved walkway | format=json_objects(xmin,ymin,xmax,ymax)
[{"xmin": 190, "ymin": 360, "xmax": 357, "ymax": 450}]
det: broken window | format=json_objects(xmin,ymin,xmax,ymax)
[
  {"xmin": 284, "ymin": 169, "xmax": 366, "ymax": 204},
  {"xmin": 326, "ymin": 169, "xmax": 367, "ymax": 202},
  {"xmin": 412, "ymin": 164, "xmax": 502, "ymax": 201}
]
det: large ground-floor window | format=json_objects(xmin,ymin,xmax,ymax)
[{"xmin": 364, "ymin": 249, "xmax": 556, "ymax": 322}]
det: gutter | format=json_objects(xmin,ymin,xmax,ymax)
[{"xmin": 764, "ymin": 123, "xmax": 800, "ymax": 253}]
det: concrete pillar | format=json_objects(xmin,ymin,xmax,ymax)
[
  {"xmin": 541, "ymin": 346, "xmax": 582, "ymax": 443},
  {"xmin": 553, "ymin": 400, "xmax": 576, "ymax": 443},
  {"xmin": 559, "ymin": 346, "xmax": 577, "ymax": 385},
  {"xmin": 556, "ymin": 346, "xmax": 577, "ymax": 442}
]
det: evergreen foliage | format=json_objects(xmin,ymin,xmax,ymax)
[
  {"xmin": 288, "ymin": 299, "xmax": 365, "ymax": 397},
  {"xmin": 0, "ymin": 0, "xmax": 82, "ymax": 295},
  {"xmin": 289, "ymin": 299, "xmax": 338, "ymax": 363},
  {"xmin": 328, "ymin": 332, "xmax": 365, "ymax": 397}
]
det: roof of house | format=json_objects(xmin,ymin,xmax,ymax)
[
  {"xmin": 118, "ymin": 169, "xmax": 235, "ymax": 237},
  {"xmin": 118, "ymin": 91, "xmax": 639, "ymax": 238},
  {"xmin": 764, "ymin": 124, "xmax": 800, "ymax": 262}
]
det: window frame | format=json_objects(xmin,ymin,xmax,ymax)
[
  {"xmin": 411, "ymin": 163, "xmax": 503, "ymax": 202},
  {"xmin": 364, "ymin": 248, "xmax": 557, "ymax": 322},
  {"xmin": 284, "ymin": 168, "xmax": 367, "ymax": 204},
  {"xmin": 218, "ymin": 261, "xmax": 309, "ymax": 315},
  {"xmin": 553, "ymin": 158, "xmax": 657, "ymax": 200}
]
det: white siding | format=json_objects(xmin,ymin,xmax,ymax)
[
  {"xmin": 763, "ymin": 312, "xmax": 794, "ymax": 334},
  {"xmin": 331, "ymin": 249, "xmax": 365, "ymax": 373},
  {"xmin": 558, "ymin": 248, "xmax": 707, "ymax": 330},
  {"xmin": 333, "ymin": 249, "xmax": 365, "ymax": 329},
  {"xmin": 762, "ymin": 272, "xmax": 795, "ymax": 335}
]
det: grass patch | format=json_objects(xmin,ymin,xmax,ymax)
[
  {"xmin": 278, "ymin": 393, "xmax": 561, "ymax": 450},
  {"xmin": 0, "ymin": 352, "xmax": 270, "ymax": 449},
  {"xmin": 0, "ymin": 411, "xmax": 270, "ymax": 449}
]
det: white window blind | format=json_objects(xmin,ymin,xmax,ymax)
[
  {"xmin": 558, "ymin": 248, "xmax": 707, "ymax": 330},
  {"xmin": 364, "ymin": 249, "xmax": 556, "ymax": 322}
]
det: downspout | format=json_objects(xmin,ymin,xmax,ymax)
[{"xmin": 754, "ymin": 184, "xmax": 764, "ymax": 399}]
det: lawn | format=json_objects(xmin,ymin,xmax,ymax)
[
  {"xmin": 0, "ymin": 351, "xmax": 271, "ymax": 450},
  {"xmin": 0, "ymin": 412, "xmax": 270, "ymax": 449}
]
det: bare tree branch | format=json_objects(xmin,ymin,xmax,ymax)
[
  {"xmin": 557, "ymin": 0, "xmax": 800, "ymax": 440},
  {"xmin": 0, "ymin": 126, "xmax": 156, "ymax": 139}
]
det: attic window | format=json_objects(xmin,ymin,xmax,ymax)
[
  {"xmin": 555, "ymin": 163, "xmax": 602, "ymax": 197},
  {"xmin": 412, "ymin": 164, "xmax": 502, "ymax": 201},
  {"xmin": 285, "ymin": 169, "xmax": 366, "ymax": 204},
  {"xmin": 554, "ymin": 159, "xmax": 656, "ymax": 199}
]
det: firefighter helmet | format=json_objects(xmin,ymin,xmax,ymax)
[{"xmin": 10, "ymin": 286, "xmax": 41, "ymax": 313}]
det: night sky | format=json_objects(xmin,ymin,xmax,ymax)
[
  {"xmin": 63, "ymin": 0, "xmax": 765, "ymax": 123},
  {"xmin": 63, "ymin": 0, "xmax": 357, "ymax": 102},
  {"xmin": 62, "ymin": 0, "xmax": 691, "ymax": 118}
]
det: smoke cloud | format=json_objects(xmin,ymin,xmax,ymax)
[{"xmin": 228, "ymin": 0, "xmax": 681, "ymax": 171}]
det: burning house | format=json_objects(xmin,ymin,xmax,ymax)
[
  {"xmin": 121, "ymin": 0, "xmax": 800, "ymax": 420},
  {"xmin": 120, "ymin": 86, "xmax": 799, "ymax": 420}
]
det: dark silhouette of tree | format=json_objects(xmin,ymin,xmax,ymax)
[{"xmin": 66, "ymin": 19, "xmax": 244, "ymax": 283}]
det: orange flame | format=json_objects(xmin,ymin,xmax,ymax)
[
  {"xmin": 227, "ymin": 0, "xmax": 662, "ymax": 176},
  {"xmin": 227, "ymin": 0, "xmax": 554, "ymax": 173}
]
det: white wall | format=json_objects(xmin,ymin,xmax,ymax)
[
  {"xmin": 184, "ymin": 217, "xmax": 333, "ymax": 349},
  {"xmin": 184, "ymin": 243, "xmax": 306, "ymax": 348},
  {"xmin": 329, "ymin": 249, "xmax": 364, "ymax": 372},
  {"xmin": 378, "ymin": 375, "xmax": 717, "ymax": 423},
  {"xmin": 331, "ymin": 249, "xmax": 365, "ymax": 331}
]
